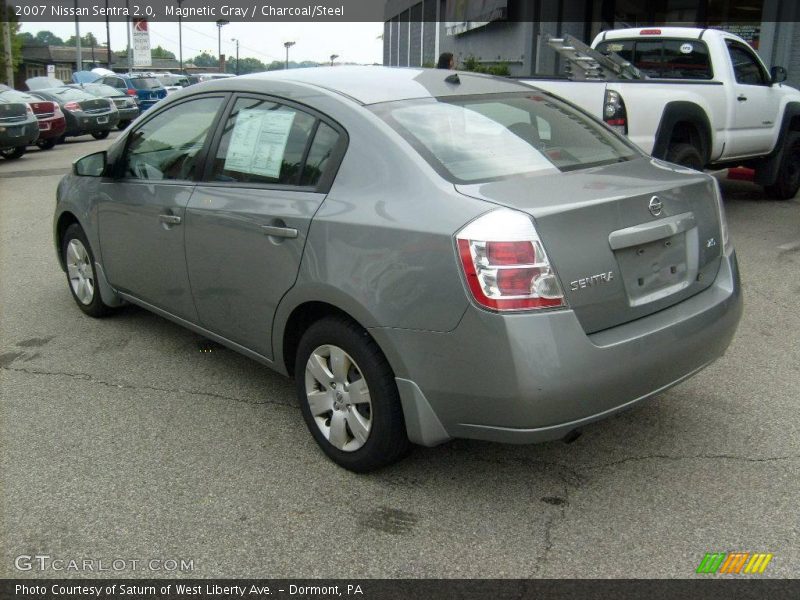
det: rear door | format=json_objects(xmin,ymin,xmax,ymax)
[
  {"xmin": 98, "ymin": 94, "xmax": 228, "ymax": 321},
  {"xmin": 724, "ymin": 38, "xmax": 781, "ymax": 157},
  {"xmin": 185, "ymin": 94, "xmax": 346, "ymax": 359}
]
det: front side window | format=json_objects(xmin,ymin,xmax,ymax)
[
  {"xmin": 727, "ymin": 41, "xmax": 768, "ymax": 85},
  {"xmin": 123, "ymin": 97, "xmax": 223, "ymax": 181},
  {"xmin": 209, "ymin": 97, "xmax": 330, "ymax": 186},
  {"xmin": 372, "ymin": 93, "xmax": 639, "ymax": 184}
]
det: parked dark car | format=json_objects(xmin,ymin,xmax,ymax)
[
  {"xmin": 0, "ymin": 96, "xmax": 39, "ymax": 159},
  {"xmin": 96, "ymin": 74, "xmax": 167, "ymax": 111},
  {"xmin": 29, "ymin": 87, "xmax": 118, "ymax": 141},
  {"xmin": 68, "ymin": 83, "xmax": 140, "ymax": 130},
  {"xmin": 0, "ymin": 89, "xmax": 66, "ymax": 150}
]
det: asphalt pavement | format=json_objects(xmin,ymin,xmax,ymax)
[{"xmin": 1, "ymin": 134, "xmax": 798, "ymax": 579}]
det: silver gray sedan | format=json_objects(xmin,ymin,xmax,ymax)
[{"xmin": 54, "ymin": 67, "xmax": 742, "ymax": 471}]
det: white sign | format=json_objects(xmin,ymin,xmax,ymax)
[
  {"xmin": 132, "ymin": 19, "xmax": 151, "ymax": 67},
  {"xmin": 680, "ymin": 43, "xmax": 694, "ymax": 54},
  {"xmin": 224, "ymin": 109, "xmax": 296, "ymax": 179},
  {"xmin": 46, "ymin": 64, "xmax": 55, "ymax": 76}
]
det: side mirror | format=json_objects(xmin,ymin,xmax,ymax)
[
  {"xmin": 771, "ymin": 66, "xmax": 787, "ymax": 85},
  {"xmin": 73, "ymin": 151, "xmax": 107, "ymax": 177}
]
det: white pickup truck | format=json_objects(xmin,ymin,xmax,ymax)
[{"xmin": 526, "ymin": 27, "xmax": 800, "ymax": 199}]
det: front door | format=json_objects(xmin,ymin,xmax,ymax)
[{"xmin": 98, "ymin": 95, "xmax": 227, "ymax": 321}]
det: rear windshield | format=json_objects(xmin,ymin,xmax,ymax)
[
  {"xmin": 86, "ymin": 84, "xmax": 125, "ymax": 97},
  {"xmin": 596, "ymin": 39, "xmax": 713, "ymax": 80},
  {"xmin": 130, "ymin": 77, "xmax": 162, "ymax": 90},
  {"xmin": 371, "ymin": 92, "xmax": 640, "ymax": 184},
  {"xmin": 43, "ymin": 87, "xmax": 96, "ymax": 101}
]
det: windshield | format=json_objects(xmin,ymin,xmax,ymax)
[
  {"xmin": 130, "ymin": 77, "xmax": 162, "ymax": 90},
  {"xmin": 371, "ymin": 92, "xmax": 640, "ymax": 184}
]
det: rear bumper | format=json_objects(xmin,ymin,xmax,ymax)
[
  {"xmin": 116, "ymin": 107, "xmax": 140, "ymax": 121},
  {"xmin": 33, "ymin": 117, "xmax": 66, "ymax": 140},
  {"xmin": 371, "ymin": 250, "xmax": 742, "ymax": 446},
  {"xmin": 65, "ymin": 113, "xmax": 120, "ymax": 136},
  {"xmin": 0, "ymin": 121, "xmax": 39, "ymax": 148}
]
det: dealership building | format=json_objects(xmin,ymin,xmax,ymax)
[{"xmin": 383, "ymin": 0, "xmax": 800, "ymax": 88}]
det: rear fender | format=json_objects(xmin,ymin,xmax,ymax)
[{"xmin": 652, "ymin": 102, "xmax": 713, "ymax": 164}]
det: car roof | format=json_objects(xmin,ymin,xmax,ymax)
[
  {"xmin": 233, "ymin": 66, "xmax": 534, "ymax": 105},
  {"xmin": 597, "ymin": 27, "xmax": 717, "ymax": 41}
]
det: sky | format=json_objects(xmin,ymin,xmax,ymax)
[{"xmin": 19, "ymin": 21, "xmax": 385, "ymax": 66}]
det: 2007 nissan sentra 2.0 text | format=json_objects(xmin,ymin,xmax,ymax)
[{"xmin": 54, "ymin": 67, "xmax": 742, "ymax": 472}]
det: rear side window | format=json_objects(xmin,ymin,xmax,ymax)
[
  {"xmin": 300, "ymin": 123, "xmax": 340, "ymax": 187},
  {"xmin": 372, "ymin": 93, "xmax": 639, "ymax": 184},
  {"xmin": 102, "ymin": 77, "xmax": 124, "ymax": 88},
  {"xmin": 130, "ymin": 78, "xmax": 161, "ymax": 90},
  {"xmin": 123, "ymin": 97, "xmax": 224, "ymax": 181},
  {"xmin": 597, "ymin": 39, "xmax": 713, "ymax": 79},
  {"xmin": 210, "ymin": 97, "xmax": 330, "ymax": 187},
  {"xmin": 726, "ymin": 41, "xmax": 769, "ymax": 85}
]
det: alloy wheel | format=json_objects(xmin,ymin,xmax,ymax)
[{"xmin": 66, "ymin": 239, "xmax": 95, "ymax": 305}]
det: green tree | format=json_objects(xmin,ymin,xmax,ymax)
[
  {"xmin": 65, "ymin": 32, "xmax": 100, "ymax": 47},
  {"xmin": 225, "ymin": 56, "xmax": 266, "ymax": 75},
  {"xmin": 35, "ymin": 30, "xmax": 65, "ymax": 45},
  {"xmin": 0, "ymin": 7, "xmax": 22, "ymax": 85},
  {"xmin": 151, "ymin": 45, "xmax": 175, "ymax": 59},
  {"xmin": 188, "ymin": 52, "xmax": 218, "ymax": 68}
]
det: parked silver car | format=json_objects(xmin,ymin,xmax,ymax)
[{"xmin": 54, "ymin": 67, "xmax": 742, "ymax": 471}]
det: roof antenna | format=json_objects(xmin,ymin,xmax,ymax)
[{"xmin": 445, "ymin": 73, "xmax": 460, "ymax": 85}]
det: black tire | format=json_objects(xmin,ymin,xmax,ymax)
[
  {"xmin": 36, "ymin": 138, "xmax": 57, "ymax": 151},
  {"xmin": 61, "ymin": 224, "xmax": 115, "ymax": 318},
  {"xmin": 117, "ymin": 120, "xmax": 131, "ymax": 131},
  {"xmin": 295, "ymin": 316, "xmax": 411, "ymax": 472},
  {"xmin": 666, "ymin": 143, "xmax": 704, "ymax": 170},
  {"xmin": 764, "ymin": 132, "xmax": 800, "ymax": 200},
  {"xmin": 58, "ymin": 134, "xmax": 67, "ymax": 144},
  {"xmin": 0, "ymin": 146, "xmax": 25, "ymax": 160},
  {"xmin": 92, "ymin": 130, "xmax": 110, "ymax": 140}
]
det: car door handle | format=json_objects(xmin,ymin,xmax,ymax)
[
  {"xmin": 737, "ymin": 94, "xmax": 748, "ymax": 102},
  {"xmin": 158, "ymin": 214, "xmax": 182, "ymax": 225},
  {"xmin": 261, "ymin": 225, "xmax": 298, "ymax": 239}
]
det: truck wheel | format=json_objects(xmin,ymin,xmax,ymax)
[
  {"xmin": 764, "ymin": 133, "xmax": 800, "ymax": 200},
  {"xmin": 295, "ymin": 316, "xmax": 411, "ymax": 472},
  {"xmin": 666, "ymin": 143, "xmax": 703, "ymax": 170}
]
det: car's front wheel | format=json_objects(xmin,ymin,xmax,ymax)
[
  {"xmin": 92, "ymin": 130, "xmax": 110, "ymax": 140},
  {"xmin": 295, "ymin": 316, "xmax": 410, "ymax": 472},
  {"xmin": 0, "ymin": 146, "xmax": 25, "ymax": 160},
  {"xmin": 61, "ymin": 224, "xmax": 115, "ymax": 318}
]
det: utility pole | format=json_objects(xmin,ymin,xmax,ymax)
[
  {"xmin": 216, "ymin": 19, "xmax": 228, "ymax": 70},
  {"xmin": 177, "ymin": 0, "xmax": 184, "ymax": 73},
  {"xmin": 74, "ymin": 0, "xmax": 82, "ymax": 72},
  {"xmin": 105, "ymin": 0, "xmax": 111, "ymax": 68},
  {"xmin": 2, "ymin": 0, "xmax": 14, "ymax": 86},
  {"xmin": 284, "ymin": 41, "xmax": 295, "ymax": 69},
  {"xmin": 231, "ymin": 38, "xmax": 239, "ymax": 75},
  {"xmin": 125, "ymin": 0, "xmax": 132, "ymax": 72}
]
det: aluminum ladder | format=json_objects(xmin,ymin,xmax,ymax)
[{"xmin": 545, "ymin": 34, "xmax": 644, "ymax": 80}]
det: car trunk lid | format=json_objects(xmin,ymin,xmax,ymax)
[
  {"xmin": 29, "ymin": 100, "xmax": 56, "ymax": 118},
  {"xmin": 455, "ymin": 158, "xmax": 723, "ymax": 333}
]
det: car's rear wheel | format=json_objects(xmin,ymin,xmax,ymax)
[
  {"xmin": 117, "ymin": 120, "xmax": 131, "ymax": 131},
  {"xmin": 92, "ymin": 130, "xmax": 110, "ymax": 140},
  {"xmin": 666, "ymin": 143, "xmax": 704, "ymax": 170},
  {"xmin": 61, "ymin": 224, "xmax": 115, "ymax": 318},
  {"xmin": 295, "ymin": 316, "xmax": 410, "ymax": 472},
  {"xmin": 0, "ymin": 146, "xmax": 25, "ymax": 160},
  {"xmin": 764, "ymin": 132, "xmax": 800, "ymax": 200},
  {"xmin": 36, "ymin": 138, "xmax": 57, "ymax": 150}
]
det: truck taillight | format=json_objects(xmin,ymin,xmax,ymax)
[
  {"xmin": 603, "ymin": 89, "xmax": 627, "ymax": 135},
  {"xmin": 456, "ymin": 210, "xmax": 565, "ymax": 312},
  {"xmin": 63, "ymin": 101, "xmax": 80, "ymax": 112}
]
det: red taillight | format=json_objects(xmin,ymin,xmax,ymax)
[
  {"xmin": 63, "ymin": 101, "xmax": 81, "ymax": 112},
  {"xmin": 603, "ymin": 89, "xmax": 627, "ymax": 135},
  {"xmin": 127, "ymin": 88, "xmax": 138, "ymax": 96},
  {"xmin": 640, "ymin": 29, "xmax": 661, "ymax": 35},
  {"xmin": 456, "ymin": 210, "xmax": 565, "ymax": 312}
]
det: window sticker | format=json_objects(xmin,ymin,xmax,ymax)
[
  {"xmin": 607, "ymin": 43, "xmax": 625, "ymax": 52},
  {"xmin": 680, "ymin": 43, "xmax": 694, "ymax": 54},
  {"xmin": 224, "ymin": 108, "xmax": 296, "ymax": 178}
]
